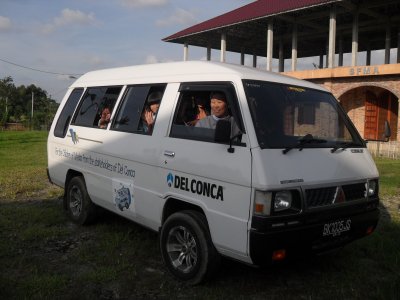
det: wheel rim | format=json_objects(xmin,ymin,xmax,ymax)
[
  {"xmin": 166, "ymin": 226, "xmax": 198, "ymax": 273},
  {"xmin": 69, "ymin": 184, "xmax": 83, "ymax": 217}
]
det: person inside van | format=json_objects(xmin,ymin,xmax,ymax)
[
  {"xmin": 192, "ymin": 95, "xmax": 209, "ymax": 125},
  {"xmin": 178, "ymin": 95, "xmax": 209, "ymax": 126},
  {"xmin": 195, "ymin": 92, "xmax": 240, "ymax": 137},
  {"xmin": 138, "ymin": 91, "xmax": 162, "ymax": 134},
  {"xmin": 98, "ymin": 106, "xmax": 111, "ymax": 129}
]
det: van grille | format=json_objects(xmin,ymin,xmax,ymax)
[{"xmin": 305, "ymin": 183, "xmax": 366, "ymax": 208}]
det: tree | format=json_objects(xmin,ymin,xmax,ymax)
[
  {"xmin": 0, "ymin": 76, "xmax": 59, "ymax": 129},
  {"xmin": 0, "ymin": 76, "xmax": 16, "ymax": 124}
]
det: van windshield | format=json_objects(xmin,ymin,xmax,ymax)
[{"xmin": 243, "ymin": 80, "xmax": 364, "ymax": 151}]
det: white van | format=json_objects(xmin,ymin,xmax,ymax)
[{"xmin": 47, "ymin": 61, "xmax": 382, "ymax": 284}]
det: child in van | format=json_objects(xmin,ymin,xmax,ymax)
[
  {"xmin": 98, "ymin": 106, "xmax": 111, "ymax": 129},
  {"xmin": 139, "ymin": 91, "xmax": 162, "ymax": 134},
  {"xmin": 179, "ymin": 95, "xmax": 209, "ymax": 126}
]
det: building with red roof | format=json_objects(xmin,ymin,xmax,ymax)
[{"xmin": 164, "ymin": 0, "xmax": 400, "ymax": 150}]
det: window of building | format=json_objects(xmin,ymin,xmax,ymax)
[{"xmin": 298, "ymin": 103, "xmax": 316, "ymax": 125}]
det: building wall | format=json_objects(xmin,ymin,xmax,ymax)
[
  {"xmin": 284, "ymin": 65, "xmax": 400, "ymax": 142},
  {"xmin": 339, "ymin": 89, "xmax": 366, "ymax": 137},
  {"xmin": 309, "ymin": 76, "xmax": 400, "ymax": 142},
  {"xmin": 311, "ymin": 75, "xmax": 400, "ymax": 101}
]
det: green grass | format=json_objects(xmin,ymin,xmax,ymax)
[
  {"xmin": 0, "ymin": 131, "xmax": 62, "ymax": 200},
  {"xmin": 0, "ymin": 131, "xmax": 399, "ymax": 299},
  {"xmin": 375, "ymin": 157, "xmax": 400, "ymax": 198}
]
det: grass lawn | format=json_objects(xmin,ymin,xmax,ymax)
[
  {"xmin": 0, "ymin": 131, "xmax": 62, "ymax": 200},
  {"xmin": 0, "ymin": 131, "xmax": 399, "ymax": 299}
]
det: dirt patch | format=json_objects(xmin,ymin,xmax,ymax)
[{"xmin": 380, "ymin": 196, "xmax": 400, "ymax": 221}]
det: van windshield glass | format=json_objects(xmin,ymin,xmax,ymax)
[{"xmin": 243, "ymin": 80, "xmax": 364, "ymax": 150}]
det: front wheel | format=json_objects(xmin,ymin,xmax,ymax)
[
  {"xmin": 160, "ymin": 211, "xmax": 220, "ymax": 284},
  {"xmin": 65, "ymin": 176, "xmax": 97, "ymax": 225}
]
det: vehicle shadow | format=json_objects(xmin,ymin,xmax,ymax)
[
  {"xmin": 87, "ymin": 200, "xmax": 399, "ymax": 299},
  {"xmin": 1, "ymin": 197, "xmax": 397, "ymax": 299},
  {"xmin": 199, "ymin": 201, "xmax": 399, "ymax": 299}
]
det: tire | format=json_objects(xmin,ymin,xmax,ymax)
[
  {"xmin": 65, "ymin": 176, "xmax": 97, "ymax": 225},
  {"xmin": 160, "ymin": 210, "xmax": 220, "ymax": 285}
]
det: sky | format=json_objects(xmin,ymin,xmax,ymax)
[
  {"xmin": 0, "ymin": 0, "xmax": 253, "ymax": 101},
  {"xmin": 0, "ymin": 0, "xmax": 396, "ymax": 102}
]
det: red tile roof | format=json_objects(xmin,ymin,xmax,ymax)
[{"xmin": 163, "ymin": 0, "xmax": 339, "ymax": 41}]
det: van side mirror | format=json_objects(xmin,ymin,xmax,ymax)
[
  {"xmin": 384, "ymin": 120, "xmax": 391, "ymax": 142},
  {"xmin": 215, "ymin": 120, "xmax": 238, "ymax": 153},
  {"xmin": 215, "ymin": 120, "xmax": 231, "ymax": 143}
]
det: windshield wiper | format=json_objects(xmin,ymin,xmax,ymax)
[
  {"xmin": 330, "ymin": 141, "xmax": 360, "ymax": 153},
  {"xmin": 282, "ymin": 134, "xmax": 327, "ymax": 154}
]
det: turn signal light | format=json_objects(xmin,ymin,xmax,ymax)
[
  {"xmin": 272, "ymin": 249, "xmax": 286, "ymax": 261},
  {"xmin": 255, "ymin": 203, "xmax": 264, "ymax": 213}
]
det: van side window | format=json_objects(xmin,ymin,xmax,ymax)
[
  {"xmin": 111, "ymin": 84, "xmax": 166, "ymax": 135},
  {"xmin": 72, "ymin": 86, "xmax": 122, "ymax": 128},
  {"xmin": 170, "ymin": 83, "xmax": 245, "ymax": 145},
  {"xmin": 54, "ymin": 88, "xmax": 84, "ymax": 138}
]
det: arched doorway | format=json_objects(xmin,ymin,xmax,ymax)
[{"xmin": 339, "ymin": 86, "xmax": 398, "ymax": 141}]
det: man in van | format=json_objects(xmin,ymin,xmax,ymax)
[{"xmin": 196, "ymin": 92, "xmax": 240, "ymax": 137}]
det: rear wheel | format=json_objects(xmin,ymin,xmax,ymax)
[
  {"xmin": 160, "ymin": 210, "xmax": 220, "ymax": 284},
  {"xmin": 65, "ymin": 176, "xmax": 97, "ymax": 225}
]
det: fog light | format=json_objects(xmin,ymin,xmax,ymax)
[
  {"xmin": 274, "ymin": 191, "xmax": 292, "ymax": 212},
  {"xmin": 366, "ymin": 226, "xmax": 375, "ymax": 235},
  {"xmin": 272, "ymin": 249, "xmax": 286, "ymax": 261},
  {"xmin": 367, "ymin": 180, "xmax": 377, "ymax": 197}
]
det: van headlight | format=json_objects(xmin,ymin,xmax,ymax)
[
  {"xmin": 254, "ymin": 190, "xmax": 301, "ymax": 216},
  {"xmin": 274, "ymin": 191, "xmax": 292, "ymax": 212}
]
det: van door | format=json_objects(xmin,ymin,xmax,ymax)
[
  {"xmin": 159, "ymin": 82, "xmax": 252, "ymax": 258},
  {"xmin": 66, "ymin": 85, "xmax": 123, "ymax": 210}
]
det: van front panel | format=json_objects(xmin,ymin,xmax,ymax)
[{"xmin": 244, "ymin": 79, "xmax": 380, "ymax": 264}]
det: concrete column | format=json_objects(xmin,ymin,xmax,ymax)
[
  {"xmin": 207, "ymin": 45, "xmax": 211, "ymax": 61},
  {"xmin": 385, "ymin": 24, "xmax": 391, "ymax": 64},
  {"xmin": 397, "ymin": 29, "xmax": 400, "ymax": 63},
  {"xmin": 183, "ymin": 42, "xmax": 189, "ymax": 61},
  {"xmin": 291, "ymin": 23, "xmax": 298, "ymax": 71},
  {"xmin": 279, "ymin": 39, "xmax": 284, "ymax": 72},
  {"xmin": 397, "ymin": 103, "xmax": 400, "ymax": 142},
  {"xmin": 253, "ymin": 51, "xmax": 257, "ymax": 68},
  {"xmin": 240, "ymin": 48, "xmax": 245, "ymax": 65},
  {"xmin": 266, "ymin": 20, "xmax": 273, "ymax": 71},
  {"xmin": 338, "ymin": 35, "xmax": 344, "ymax": 66},
  {"xmin": 351, "ymin": 11, "xmax": 359, "ymax": 67},
  {"xmin": 328, "ymin": 6, "xmax": 337, "ymax": 68},
  {"xmin": 326, "ymin": 42, "xmax": 329, "ymax": 68},
  {"xmin": 366, "ymin": 45, "xmax": 371, "ymax": 65},
  {"xmin": 220, "ymin": 32, "xmax": 226, "ymax": 63}
]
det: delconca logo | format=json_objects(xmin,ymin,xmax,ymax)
[
  {"xmin": 166, "ymin": 172, "xmax": 223, "ymax": 201},
  {"xmin": 167, "ymin": 173, "xmax": 174, "ymax": 187}
]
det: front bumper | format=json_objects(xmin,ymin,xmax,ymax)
[{"xmin": 250, "ymin": 199, "xmax": 379, "ymax": 265}]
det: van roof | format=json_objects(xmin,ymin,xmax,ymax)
[{"xmin": 71, "ymin": 61, "xmax": 327, "ymax": 92}]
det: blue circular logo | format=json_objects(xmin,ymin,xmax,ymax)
[{"xmin": 167, "ymin": 173, "xmax": 174, "ymax": 187}]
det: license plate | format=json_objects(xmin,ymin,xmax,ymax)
[{"xmin": 322, "ymin": 219, "xmax": 351, "ymax": 237}]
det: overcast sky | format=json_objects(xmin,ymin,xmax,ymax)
[{"xmin": 0, "ymin": 0, "xmax": 252, "ymax": 101}]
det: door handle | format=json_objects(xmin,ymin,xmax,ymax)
[{"xmin": 164, "ymin": 150, "xmax": 175, "ymax": 158}]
